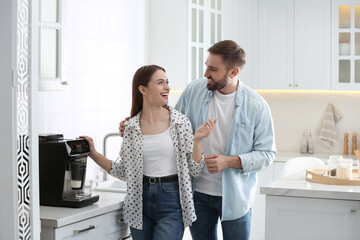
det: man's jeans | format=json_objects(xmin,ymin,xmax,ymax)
[
  {"xmin": 190, "ymin": 191, "xmax": 252, "ymax": 240},
  {"xmin": 130, "ymin": 180, "xmax": 184, "ymax": 240}
]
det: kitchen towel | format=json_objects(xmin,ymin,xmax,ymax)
[{"xmin": 318, "ymin": 103, "xmax": 343, "ymax": 150}]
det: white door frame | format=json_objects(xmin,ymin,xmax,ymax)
[{"xmin": 0, "ymin": 0, "xmax": 40, "ymax": 239}]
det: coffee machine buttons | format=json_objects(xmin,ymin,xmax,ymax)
[{"xmin": 65, "ymin": 140, "xmax": 90, "ymax": 156}]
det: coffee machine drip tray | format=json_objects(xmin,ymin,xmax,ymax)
[{"xmin": 61, "ymin": 195, "xmax": 100, "ymax": 208}]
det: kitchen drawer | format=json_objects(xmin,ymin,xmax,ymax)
[
  {"xmin": 106, "ymin": 210, "xmax": 129, "ymax": 235},
  {"xmin": 106, "ymin": 228, "xmax": 132, "ymax": 240},
  {"xmin": 54, "ymin": 215, "xmax": 106, "ymax": 240}
]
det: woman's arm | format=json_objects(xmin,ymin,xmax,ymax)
[{"xmin": 192, "ymin": 118, "xmax": 217, "ymax": 162}]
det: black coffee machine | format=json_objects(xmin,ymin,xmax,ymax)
[{"xmin": 39, "ymin": 134, "xmax": 99, "ymax": 208}]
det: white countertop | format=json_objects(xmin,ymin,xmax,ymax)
[
  {"xmin": 260, "ymin": 171, "xmax": 360, "ymax": 201},
  {"xmin": 40, "ymin": 191, "xmax": 126, "ymax": 228},
  {"xmin": 274, "ymin": 151, "xmax": 357, "ymax": 162}
]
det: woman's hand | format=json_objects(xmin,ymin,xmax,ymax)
[
  {"xmin": 194, "ymin": 118, "xmax": 217, "ymax": 141},
  {"xmin": 78, "ymin": 135, "xmax": 97, "ymax": 157},
  {"xmin": 78, "ymin": 135, "xmax": 112, "ymax": 172}
]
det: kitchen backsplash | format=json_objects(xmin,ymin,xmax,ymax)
[{"xmin": 169, "ymin": 89, "xmax": 360, "ymax": 156}]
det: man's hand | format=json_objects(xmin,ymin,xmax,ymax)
[
  {"xmin": 205, "ymin": 154, "xmax": 241, "ymax": 173},
  {"xmin": 119, "ymin": 117, "xmax": 130, "ymax": 137}
]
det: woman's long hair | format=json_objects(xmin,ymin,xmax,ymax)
[{"xmin": 130, "ymin": 65, "xmax": 165, "ymax": 117}]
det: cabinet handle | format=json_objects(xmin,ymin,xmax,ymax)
[
  {"xmin": 295, "ymin": 84, "xmax": 298, "ymax": 88},
  {"xmin": 350, "ymin": 208, "xmax": 356, "ymax": 213},
  {"xmin": 61, "ymin": 81, "xmax": 69, "ymax": 86},
  {"xmin": 73, "ymin": 225, "xmax": 95, "ymax": 234},
  {"xmin": 117, "ymin": 218, "xmax": 125, "ymax": 224},
  {"xmin": 118, "ymin": 234, "xmax": 132, "ymax": 240},
  {"xmin": 288, "ymin": 84, "xmax": 292, "ymax": 87}
]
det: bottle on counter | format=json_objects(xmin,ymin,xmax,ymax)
[
  {"xmin": 300, "ymin": 131, "xmax": 308, "ymax": 154},
  {"xmin": 308, "ymin": 131, "xmax": 314, "ymax": 154}
]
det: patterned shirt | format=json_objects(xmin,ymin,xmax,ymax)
[{"xmin": 109, "ymin": 106, "xmax": 204, "ymax": 230}]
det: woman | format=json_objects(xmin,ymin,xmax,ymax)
[{"xmin": 80, "ymin": 65, "xmax": 216, "ymax": 240}]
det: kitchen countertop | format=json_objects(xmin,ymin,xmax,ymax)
[
  {"xmin": 40, "ymin": 191, "xmax": 126, "ymax": 228},
  {"xmin": 260, "ymin": 171, "xmax": 360, "ymax": 201},
  {"xmin": 275, "ymin": 151, "xmax": 356, "ymax": 162}
]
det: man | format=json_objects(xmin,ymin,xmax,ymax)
[
  {"xmin": 120, "ymin": 40, "xmax": 276, "ymax": 240},
  {"xmin": 174, "ymin": 40, "xmax": 276, "ymax": 240}
]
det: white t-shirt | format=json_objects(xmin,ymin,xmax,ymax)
[
  {"xmin": 142, "ymin": 127, "xmax": 177, "ymax": 177},
  {"xmin": 195, "ymin": 90, "xmax": 236, "ymax": 196}
]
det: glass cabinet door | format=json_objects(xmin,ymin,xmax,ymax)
[
  {"xmin": 333, "ymin": 0, "xmax": 360, "ymax": 89},
  {"xmin": 190, "ymin": 0, "xmax": 222, "ymax": 81},
  {"xmin": 39, "ymin": 0, "xmax": 64, "ymax": 91}
]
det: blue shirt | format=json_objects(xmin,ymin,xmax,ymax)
[{"xmin": 175, "ymin": 78, "xmax": 277, "ymax": 220}]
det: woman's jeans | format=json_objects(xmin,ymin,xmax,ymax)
[
  {"xmin": 190, "ymin": 191, "xmax": 252, "ymax": 240},
  {"xmin": 130, "ymin": 179, "xmax": 184, "ymax": 240}
]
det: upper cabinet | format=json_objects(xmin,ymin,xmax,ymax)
[
  {"xmin": 331, "ymin": 0, "xmax": 360, "ymax": 90},
  {"xmin": 258, "ymin": 0, "xmax": 331, "ymax": 90}
]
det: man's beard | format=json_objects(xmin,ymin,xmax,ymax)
[{"xmin": 206, "ymin": 74, "xmax": 228, "ymax": 91}]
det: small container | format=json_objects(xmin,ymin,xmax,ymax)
[
  {"xmin": 307, "ymin": 132, "xmax": 314, "ymax": 154},
  {"xmin": 300, "ymin": 132, "xmax": 308, "ymax": 154},
  {"xmin": 336, "ymin": 158, "xmax": 353, "ymax": 180},
  {"xmin": 327, "ymin": 155, "xmax": 342, "ymax": 177}
]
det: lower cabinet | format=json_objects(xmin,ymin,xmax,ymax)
[
  {"xmin": 251, "ymin": 162, "xmax": 285, "ymax": 240},
  {"xmin": 265, "ymin": 195, "xmax": 360, "ymax": 240},
  {"xmin": 41, "ymin": 210, "xmax": 131, "ymax": 240}
]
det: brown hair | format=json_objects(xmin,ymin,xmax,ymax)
[
  {"xmin": 130, "ymin": 65, "xmax": 165, "ymax": 117},
  {"xmin": 208, "ymin": 40, "xmax": 246, "ymax": 71}
]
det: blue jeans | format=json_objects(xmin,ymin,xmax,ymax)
[
  {"xmin": 130, "ymin": 179, "xmax": 184, "ymax": 240},
  {"xmin": 190, "ymin": 191, "xmax": 252, "ymax": 240}
]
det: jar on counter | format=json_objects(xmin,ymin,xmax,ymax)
[
  {"xmin": 336, "ymin": 158, "xmax": 353, "ymax": 180},
  {"xmin": 327, "ymin": 155, "xmax": 342, "ymax": 177}
]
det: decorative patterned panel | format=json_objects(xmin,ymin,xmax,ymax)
[{"xmin": 17, "ymin": 0, "xmax": 31, "ymax": 239}]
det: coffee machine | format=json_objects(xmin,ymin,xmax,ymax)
[{"xmin": 39, "ymin": 134, "xmax": 99, "ymax": 208}]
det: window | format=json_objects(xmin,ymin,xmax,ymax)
[
  {"xmin": 191, "ymin": 0, "xmax": 222, "ymax": 80},
  {"xmin": 39, "ymin": 0, "xmax": 65, "ymax": 90}
]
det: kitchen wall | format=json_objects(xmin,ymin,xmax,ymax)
[
  {"xmin": 38, "ymin": 0, "xmax": 147, "ymax": 179},
  {"xmin": 169, "ymin": 89, "xmax": 360, "ymax": 157}
]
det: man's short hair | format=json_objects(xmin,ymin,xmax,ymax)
[{"xmin": 208, "ymin": 40, "xmax": 246, "ymax": 71}]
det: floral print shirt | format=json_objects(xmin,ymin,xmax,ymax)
[{"xmin": 109, "ymin": 106, "xmax": 204, "ymax": 230}]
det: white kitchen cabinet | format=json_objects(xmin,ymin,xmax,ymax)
[
  {"xmin": 265, "ymin": 195, "xmax": 360, "ymax": 240},
  {"xmin": 41, "ymin": 210, "xmax": 130, "ymax": 240},
  {"xmin": 259, "ymin": 0, "xmax": 331, "ymax": 90},
  {"xmin": 42, "ymin": 214, "xmax": 105, "ymax": 240},
  {"xmin": 250, "ymin": 164, "xmax": 274, "ymax": 240},
  {"xmin": 331, "ymin": 0, "xmax": 360, "ymax": 90}
]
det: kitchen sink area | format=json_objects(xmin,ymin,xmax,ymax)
[{"xmin": 95, "ymin": 177, "xmax": 127, "ymax": 193}]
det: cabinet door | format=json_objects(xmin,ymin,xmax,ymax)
[
  {"xmin": 294, "ymin": 0, "xmax": 331, "ymax": 90},
  {"xmin": 250, "ymin": 164, "xmax": 274, "ymax": 240},
  {"xmin": 266, "ymin": 196, "xmax": 360, "ymax": 240},
  {"xmin": 331, "ymin": 0, "xmax": 360, "ymax": 90},
  {"xmin": 259, "ymin": 0, "xmax": 294, "ymax": 89},
  {"xmin": 55, "ymin": 215, "xmax": 106, "ymax": 240},
  {"xmin": 105, "ymin": 210, "xmax": 129, "ymax": 235}
]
